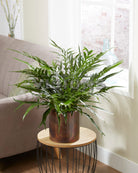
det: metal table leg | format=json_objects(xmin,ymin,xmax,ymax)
[{"xmin": 37, "ymin": 140, "xmax": 97, "ymax": 173}]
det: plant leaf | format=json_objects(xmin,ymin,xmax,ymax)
[
  {"xmin": 23, "ymin": 103, "xmax": 38, "ymax": 120},
  {"xmin": 82, "ymin": 112, "xmax": 105, "ymax": 136},
  {"xmin": 39, "ymin": 108, "xmax": 51, "ymax": 128}
]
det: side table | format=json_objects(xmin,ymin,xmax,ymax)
[{"xmin": 37, "ymin": 127, "xmax": 97, "ymax": 173}]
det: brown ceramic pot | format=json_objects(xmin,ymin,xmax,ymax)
[{"xmin": 49, "ymin": 110, "xmax": 79, "ymax": 143}]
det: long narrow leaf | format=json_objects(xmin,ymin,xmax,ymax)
[
  {"xmin": 39, "ymin": 108, "xmax": 51, "ymax": 128},
  {"xmin": 13, "ymin": 57, "xmax": 34, "ymax": 69},
  {"xmin": 15, "ymin": 102, "xmax": 25, "ymax": 110},
  {"xmin": 23, "ymin": 103, "xmax": 38, "ymax": 120},
  {"xmin": 82, "ymin": 112, "xmax": 105, "ymax": 135},
  {"xmin": 79, "ymin": 100, "xmax": 104, "ymax": 121}
]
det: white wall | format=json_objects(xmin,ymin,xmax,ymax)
[{"xmin": 23, "ymin": 0, "xmax": 48, "ymax": 46}]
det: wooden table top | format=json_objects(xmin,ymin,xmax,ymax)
[{"xmin": 37, "ymin": 127, "xmax": 96, "ymax": 148}]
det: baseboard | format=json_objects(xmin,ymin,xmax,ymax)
[{"xmin": 97, "ymin": 145, "xmax": 138, "ymax": 173}]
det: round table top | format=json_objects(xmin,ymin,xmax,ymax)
[{"xmin": 37, "ymin": 127, "xmax": 96, "ymax": 148}]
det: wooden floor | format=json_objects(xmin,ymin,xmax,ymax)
[{"xmin": 0, "ymin": 149, "xmax": 121, "ymax": 173}]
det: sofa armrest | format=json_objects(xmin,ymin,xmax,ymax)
[
  {"xmin": 0, "ymin": 93, "xmax": 47, "ymax": 158},
  {"xmin": 0, "ymin": 93, "xmax": 35, "ymax": 104}
]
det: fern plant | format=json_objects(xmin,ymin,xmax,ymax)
[{"xmin": 11, "ymin": 40, "xmax": 122, "ymax": 135}]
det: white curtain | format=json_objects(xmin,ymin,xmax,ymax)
[
  {"xmin": 48, "ymin": 0, "xmax": 80, "ymax": 49},
  {"xmin": 0, "ymin": 2, "xmax": 9, "ymax": 36}
]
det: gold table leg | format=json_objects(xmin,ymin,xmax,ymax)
[{"xmin": 54, "ymin": 147, "xmax": 62, "ymax": 159}]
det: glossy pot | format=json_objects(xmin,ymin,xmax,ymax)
[{"xmin": 49, "ymin": 110, "xmax": 79, "ymax": 143}]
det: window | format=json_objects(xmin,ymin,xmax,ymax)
[
  {"xmin": 48, "ymin": 0, "xmax": 134, "ymax": 97},
  {"xmin": 81, "ymin": 0, "xmax": 134, "ymax": 96}
]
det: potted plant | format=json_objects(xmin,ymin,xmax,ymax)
[
  {"xmin": 0, "ymin": 0, "xmax": 21, "ymax": 38},
  {"xmin": 11, "ymin": 40, "xmax": 122, "ymax": 143}
]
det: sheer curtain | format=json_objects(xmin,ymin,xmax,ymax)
[{"xmin": 48, "ymin": 0, "xmax": 80, "ymax": 49}]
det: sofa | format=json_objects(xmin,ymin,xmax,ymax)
[{"xmin": 0, "ymin": 35, "xmax": 54, "ymax": 158}]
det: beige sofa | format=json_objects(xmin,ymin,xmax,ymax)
[{"xmin": 0, "ymin": 35, "xmax": 54, "ymax": 158}]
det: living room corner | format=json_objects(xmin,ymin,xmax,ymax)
[{"xmin": 0, "ymin": 0, "xmax": 138, "ymax": 173}]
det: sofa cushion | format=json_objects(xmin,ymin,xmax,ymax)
[
  {"xmin": 0, "ymin": 35, "xmax": 55, "ymax": 97},
  {"xmin": 0, "ymin": 93, "xmax": 6, "ymax": 99}
]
